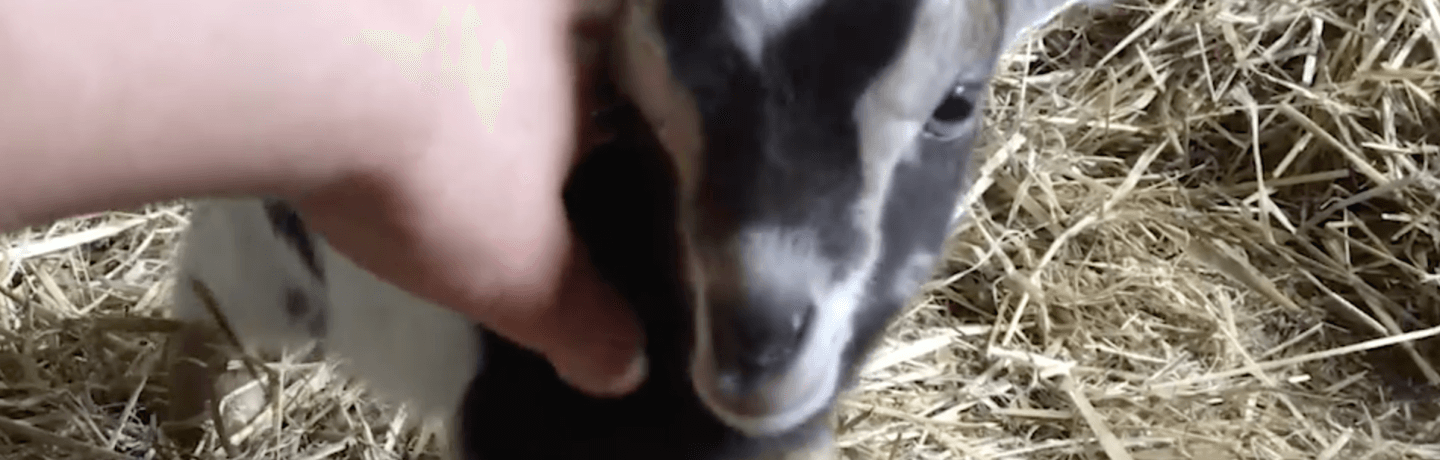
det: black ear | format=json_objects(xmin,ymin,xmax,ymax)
[{"xmin": 563, "ymin": 99, "xmax": 685, "ymax": 303}]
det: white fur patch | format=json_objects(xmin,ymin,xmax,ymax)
[
  {"xmin": 173, "ymin": 200, "xmax": 480, "ymax": 421},
  {"xmin": 172, "ymin": 199, "xmax": 327, "ymax": 348},
  {"xmin": 321, "ymin": 244, "xmax": 481, "ymax": 419},
  {"xmin": 724, "ymin": 0, "xmax": 824, "ymax": 65},
  {"xmin": 893, "ymin": 251, "xmax": 940, "ymax": 302},
  {"xmin": 738, "ymin": 227, "xmax": 831, "ymax": 301}
]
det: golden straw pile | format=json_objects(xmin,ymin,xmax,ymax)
[{"xmin": 2, "ymin": 0, "xmax": 1437, "ymax": 458}]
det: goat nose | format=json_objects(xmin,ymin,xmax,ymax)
[{"xmin": 707, "ymin": 300, "xmax": 814, "ymax": 397}]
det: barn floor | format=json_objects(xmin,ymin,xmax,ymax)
[{"xmin": 3, "ymin": 0, "xmax": 1438, "ymax": 458}]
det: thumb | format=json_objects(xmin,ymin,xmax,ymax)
[
  {"xmin": 472, "ymin": 204, "xmax": 649, "ymax": 398},
  {"xmin": 297, "ymin": 176, "xmax": 647, "ymax": 398},
  {"xmin": 534, "ymin": 229, "xmax": 650, "ymax": 397}
]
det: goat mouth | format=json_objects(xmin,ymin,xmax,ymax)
[{"xmin": 689, "ymin": 345, "xmax": 836, "ymax": 437}]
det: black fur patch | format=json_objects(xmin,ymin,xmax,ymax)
[
  {"xmin": 661, "ymin": 0, "xmax": 923, "ymax": 264},
  {"xmin": 260, "ymin": 199, "xmax": 324, "ymax": 279},
  {"xmin": 284, "ymin": 286, "xmax": 327, "ymax": 338}
]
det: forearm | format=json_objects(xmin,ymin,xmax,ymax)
[{"xmin": 0, "ymin": 1, "xmax": 445, "ymax": 230}]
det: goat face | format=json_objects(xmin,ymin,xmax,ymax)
[{"xmin": 645, "ymin": 0, "xmax": 1093, "ymax": 438}]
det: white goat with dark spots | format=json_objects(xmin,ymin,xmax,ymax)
[{"xmin": 165, "ymin": 1, "xmax": 1104, "ymax": 459}]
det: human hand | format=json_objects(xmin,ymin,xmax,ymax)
[
  {"xmin": 0, "ymin": 0, "xmax": 644, "ymax": 397},
  {"xmin": 290, "ymin": 0, "xmax": 646, "ymax": 398}
]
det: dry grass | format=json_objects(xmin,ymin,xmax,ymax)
[{"xmin": 3, "ymin": 0, "xmax": 1438, "ymax": 458}]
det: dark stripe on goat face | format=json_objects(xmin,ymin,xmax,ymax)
[
  {"xmin": 660, "ymin": 0, "xmax": 927, "ymax": 436},
  {"xmin": 668, "ymin": 0, "xmax": 924, "ymax": 246},
  {"xmin": 259, "ymin": 199, "xmax": 324, "ymax": 280}
]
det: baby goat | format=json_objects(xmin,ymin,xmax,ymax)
[{"xmin": 164, "ymin": 0, "xmax": 1100, "ymax": 459}]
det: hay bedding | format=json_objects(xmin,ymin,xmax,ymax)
[{"xmin": 1, "ymin": 0, "xmax": 1437, "ymax": 458}]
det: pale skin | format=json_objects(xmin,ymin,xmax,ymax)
[{"xmin": 0, "ymin": 0, "xmax": 648, "ymax": 397}]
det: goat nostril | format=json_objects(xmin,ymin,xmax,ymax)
[{"xmin": 709, "ymin": 303, "xmax": 815, "ymax": 396}]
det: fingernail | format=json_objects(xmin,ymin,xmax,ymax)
[{"xmin": 557, "ymin": 348, "xmax": 648, "ymax": 398}]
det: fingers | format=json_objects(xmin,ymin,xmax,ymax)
[
  {"xmin": 532, "ymin": 0, "xmax": 644, "ymax": 395},
  {"xmin": 300, "ymin": 179, "xmax": 648, "ymax": 398},
  {"xmin": 296, "ymin": 0, "xmax": 649, "ymax": 398},
  {"xmin": 462, "ymin": 202, "xmax": 648, "ymax": 398},
  {"xmin": 542, "ymin": 232, "xmax": 649, "ymax": 396}
]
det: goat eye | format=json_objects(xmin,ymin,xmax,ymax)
[
  {"xmin": 923, "ymin": 85, "xmax": 977, "ymax": 140},
  {"xmin": 933, "ymin": 87, "xmax": 974, "ymax": 122}
]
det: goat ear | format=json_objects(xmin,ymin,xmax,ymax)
[{"xmin": 999, "ymin": 0, "xmax": 1107, "ymax": 53}]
